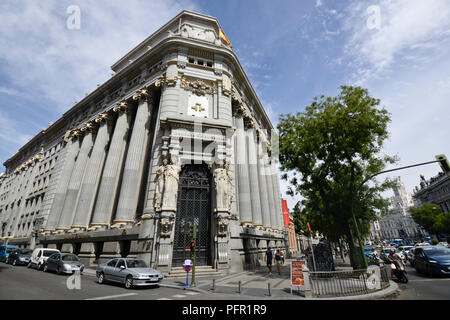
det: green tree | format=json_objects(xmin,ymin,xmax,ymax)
[
  {"xmin": 277, "ymin": 86, "xmax": 397, "ymax": 269},
  {"xmin": 411, "ymin": 203, "xmax": 450, "ymax": 236}
]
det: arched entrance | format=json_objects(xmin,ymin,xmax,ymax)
[{"xmin": 172, "ymin": 163, "xmax": 212, "ymax": 266}]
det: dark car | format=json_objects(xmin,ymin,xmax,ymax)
[
  {"xmin": 43, "ymin": 253, "xmax": 84, "ymax": 275},
  {"xmin": 7, "ymin": 248, "xmax": 33, "ymax": 266},
  {"xmin": 412, "ymin": 246, "xmax": 450, "ymax": 277}
]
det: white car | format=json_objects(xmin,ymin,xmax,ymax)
[
  {"xmin": 437, "ymin": 242, "xmax": 449, "ymax": 248},
  {"xmin": 28, "ymin": 248, "xmax": 60, "ymax": 270}
]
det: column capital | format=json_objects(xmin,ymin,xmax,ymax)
[
  {"xmin": 113, "ymin": 100, "xmax": 132, "ymax": 114},
  {"xmin": 132, "ymin": 88, "xmax": 152, "ymax": 102},
  {"xmin": 80, "ymin": 120, "xmax": 97, "ymax": 134},
  {"xmin": 94, "ymin": 111, "xmax": 112, "ymax": 126}
]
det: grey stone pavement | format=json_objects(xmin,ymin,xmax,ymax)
[{"xmin": 83, "ymin": 255, "xmax": 398, "ymax": 300}]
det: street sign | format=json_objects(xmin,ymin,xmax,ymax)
[{"xmin": 183, "ymin": 259, "xmax": 192, "ymax": 272}]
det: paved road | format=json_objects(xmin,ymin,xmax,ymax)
[
  {"xmin": 384, "ymin": 263, "xmax": 450, "ymax": 300},
  {"xmin": 0, "ymin": 262, "xmax": 220, "ymax": 300}
]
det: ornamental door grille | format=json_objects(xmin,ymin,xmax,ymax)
[{"xmin": 172, "ymin": 164, "xmax": 212, "ymax": 266}]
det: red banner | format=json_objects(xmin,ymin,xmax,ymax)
[{"xmin": 281, "ymin": 200, "xmax": 290, "ymax": 226}]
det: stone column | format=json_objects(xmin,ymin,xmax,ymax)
[
  {"xmin": 113, "ymin": 89, "xmax": 153, "ymax": 228},
  {"xmin": 71, "ymin": 112, "xmax": 112, "ymax": 231},
  {"xmin": 90, "ymin": 102, "xmax": 132, "ymax": 229},
  {"xmin": 246, "ymin": 126, "xmax": 262, "ymax": 227},
  {"xmin": 270, "ymin": 160, "xmax": 283, "ymax": 230},
  {"xmin": 263, "ymin": 147, "xmax": 277, "ymax": 230},
  {"xmin": 234, "ymin": 113, "xmax": 252, "ymax": 225},
  {"xmin": 44, "ymin": 131, "xmax": 81, "ymax": 233},
  {"xmin": 257, "ymin": 140, "xmax": 271, "ymax": 228},
  {"xmin": 56, "ymin": 123, "xmax": 95, "ymax": 232}
]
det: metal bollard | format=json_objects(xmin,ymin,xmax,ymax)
[
  {"xmin": 211, "ymin": 279, "xmax": 215, "ymax": 291},
  {"xmin": 238, "ymin": 281, "xmax": 241, "ymax": 294},
  {"xmin": 267, "ymin": 283, "xmax": 271, "ymax": 296}
]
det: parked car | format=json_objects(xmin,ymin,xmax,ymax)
[
  {"xmin": 7, "ymin": 248, "xmax": 33, "ymax": 266},
  {"xmin": 398, "ymin": 246, "xmax": 414, "ymax": 261},
  {"xmin": 43, "ymin": 253, "xmax": 84, "ymax": 275},
  {"xmin": 0, "ymin": 245, "xmax": 20, "ymax": 262},
  {"xmin": 96, "ymin": 258, "xmax": 163, "ymax": 289},
  {"xmin": 437, "ymin": 242, "xmax": 449, "ymax": 248},
  {"xmin": 29, "ymin": 248, "xmax": 60, "ymax": 270},
  {"xmin": 412, "ymin": 246, "xmax": 450, "ymax": 277}
]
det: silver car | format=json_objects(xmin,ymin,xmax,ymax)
[
  {"xmin": 43, "ymin": 253, "xmax": 84, "ymax": 275},
  {"xmin": 96, "ymin": 258, "xmax": 163, "ymax": 289}
]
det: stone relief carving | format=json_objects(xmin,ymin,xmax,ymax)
[
  {"xmin": 160, "ymin": 216, "xmax": 174, "ymax": 238},
  {"xmin": 180, "ymin": 24, "xmax": 217, "ymax": 44},
  {"xmin": 217, "ymin": 217, "xmax": 229, "ymax": 237},
  {"xmin": 214, "ymin": 160, "xmax": 233, "ymax": 213},
  {"xmin": 180, "ymin": 76, "xmax": 217, "ymax": 96}
]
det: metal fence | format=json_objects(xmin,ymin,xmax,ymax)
[{"xmin": 309, "ymin": 266, "xmax": 390, "ymax": 297}]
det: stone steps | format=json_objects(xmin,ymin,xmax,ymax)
[{"xmin": 165, "ymin": 266, "xmax": 222, "ymax": 278}]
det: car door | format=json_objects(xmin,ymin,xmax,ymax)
[
  {"xmin": 415, "ymin": 249, "xmax": 425, "ymax": 272},
  {"xmin": 113, "ymin": 259, "xmax": 127, "ymax": 283},
  {"xmin": 52, "ymin": 254, "xmax": 62, "ymax": 272},
  {"xmin": 103, "ymin": 259, "xmax": 118, "ymax": 281}
]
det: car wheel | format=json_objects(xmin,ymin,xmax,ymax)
[
  {"xmin": 38, "ymin": 263, "xmax": 42, "ymax": 271},
  {"xmin": 125, "ymin": 276, "xmax": 133, "ymax": 289},
  {"xmin": 97, "ymin": 273, "xmax": 105, "ymax": 284},
  {"xmin": 43, "ymin": 264, "xmax": 48, "ymax": 272},
  {"xmin": 57, "ymin": 266, "xmax": 62, "ymax": 275},
  {"xmin": 27, "ymin": 262, "xmax": 31, "ymax": 268}
]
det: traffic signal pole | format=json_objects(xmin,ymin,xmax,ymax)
[{"xmin": 191, "ymin": 224, "xmax": 197, "ymax": 287}]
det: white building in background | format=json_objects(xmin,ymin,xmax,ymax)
[{"xmin": 372, "ymin": 177, "xmax": 425, "ymax": 240}]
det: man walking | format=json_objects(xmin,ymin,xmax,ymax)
[{"xmin": 265, "ymin": 246, "xmax": 273, "ymax": 275}]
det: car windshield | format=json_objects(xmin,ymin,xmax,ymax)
[
  {"xmin": 62, "ymin": 254, "xmax": 80, "ymax": 262},
  {"xmin": 423, "ymin": 247, "xmax": 450, "ymax": 256},
  {"xmin": 21, "ymin": 249, "xmax": 33, "ymax": 255},
  {"xmin": 6, "ymin": 248, "xmax": 18, "ymax": 253},
  {"xmin": 43, "ymin": 250, "xmax": 58, "ymax": 257},
  {"xmin": 126, "ymin": 259, "xmax": 148, "ymax": 268}
]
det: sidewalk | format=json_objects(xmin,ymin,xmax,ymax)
[{"xmin": 83, "ymin": 256, "xmax": 398, "ymax": 300}]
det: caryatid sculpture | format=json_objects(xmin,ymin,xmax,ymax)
[
  {"xmin": 214, "ymin": 160, "xmax": 233, "ymax": 213},
  {"xmin": 154, "ymin": 155, "xmax": 181, "ymax": 212}
]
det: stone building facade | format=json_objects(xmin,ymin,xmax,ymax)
[
  {"xmin": 0, "ymin": 11, "xmax": 285, "ymax": 273},
  {"xmin": 413, "ymin": 172, "xmax": 450, "ymax": 213},
  {"xmin": 373, "ymin": 177, "xmax": 424, "ymax": 240}
]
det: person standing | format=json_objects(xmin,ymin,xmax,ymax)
[
  {"xmin": 275, "ymin": 249, "xmax": 282, "ymax": 275},
  {"xmin": 265, "ymin": 246, "xmax": 273, "ymax": 275}
]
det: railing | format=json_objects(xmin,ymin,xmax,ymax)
[{"xmin": 309, "ymin": 266, "xmax": 390, "ymax": 297}]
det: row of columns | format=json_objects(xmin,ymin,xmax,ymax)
[
  {"xmin": 44, "ymin": 88, "xmax": 155, "ymax": 234},
  {"xmin": 234, "ymin": 111, "xmax": 284, "ymax": 231}
]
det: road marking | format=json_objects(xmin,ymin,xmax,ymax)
[
  {"xmin": 185, "ymin": 291, "xmax": 199, "ymax": 295},
  {"xmin": 409, "ymin": 278, "xmax": 450, "ymax": 282},
  {"xmin": 157, "ymin": 297, "xmax": 172, "ymax": 300},
  {"xmin": 85, "ymin": 293, "xmax": 138, "ymax": 300},
  {"xmin": 172, "ymin": 294, "xmax": 187, "ymax": 298}
]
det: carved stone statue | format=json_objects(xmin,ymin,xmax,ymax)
[
  {"xmin": 162, "ymin": 159, "xmax": 181, "ymax": 211},
  {"xmin": 214, "ymin": 160, "xmax": 233, "ymax": 212},
  {"xmin": 217, "ymin": 217, "xmax": 229, "ymax": 237},
  {"xmin": 154, "ymin": 158, "xmax": 168, "ymax": 212}
]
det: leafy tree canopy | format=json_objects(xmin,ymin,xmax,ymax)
[{"xmin": 277, "ymin": 86, "xmax": 397, "ymax": 265}]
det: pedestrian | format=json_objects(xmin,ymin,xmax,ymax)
[
  {"xmin": 264, "ymin": 246, "xmax": 273, "ymax": 275},
  {"xmin": 280, "ymin": 249, "xmax": 285, "ymax": 265},
  {"xmin": 275, "ymin": 249, "xmax": 282, "ymax": 275}
]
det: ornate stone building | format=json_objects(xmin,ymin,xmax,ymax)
[{"xmin": 0, "ymin": 11, "xmax": 285, "ymax": 273}]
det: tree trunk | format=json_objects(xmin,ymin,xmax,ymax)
[{"xmin": 345, "ymin": 224, "xmax": 358, "ymax": 269}]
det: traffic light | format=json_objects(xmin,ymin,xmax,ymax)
[
  {"xmin": 190, "ymin": 241, "xmax": 195, "ymax": 251},
  {"xmin": 435, "ymin": 154, "xmax": 450, "ymax": 173}
]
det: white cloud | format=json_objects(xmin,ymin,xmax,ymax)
[
  {"xmin": 344, "ymin": 0, "xmax": 450, "ymax": 83},
  {"xmin": 0, "ymin": 0, "xmax": 197, "ymax": 112}
]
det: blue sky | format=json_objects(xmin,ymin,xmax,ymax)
[{"xmin": 1, "ymin": 0, "xmax": 450, "ymax": 210}]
